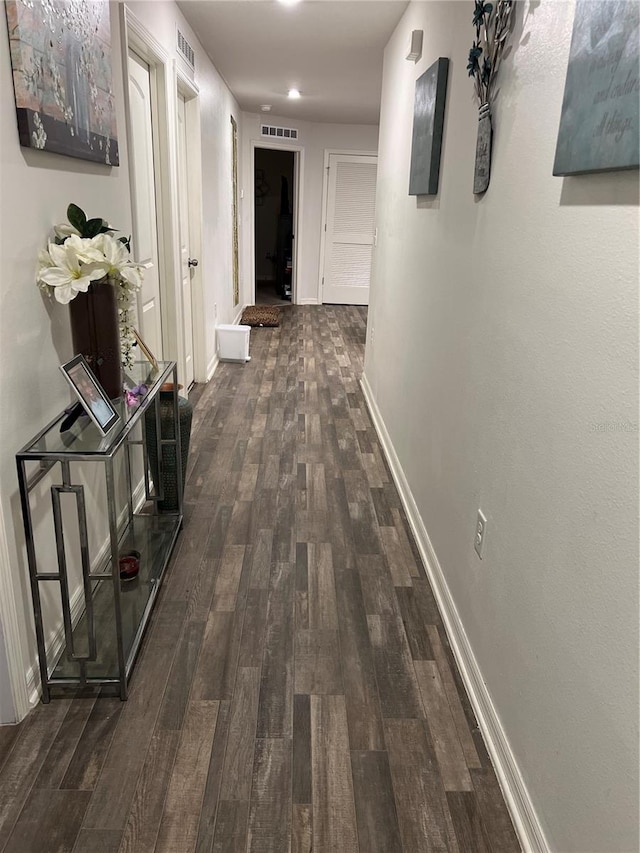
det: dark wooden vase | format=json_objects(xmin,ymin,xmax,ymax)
[{"xmin": 69, "ymin": 278, "xmax": 121, "ymax": 399}]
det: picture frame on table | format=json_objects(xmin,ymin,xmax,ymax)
[
  {"xmin": 60, "ymin": 354, "xmax": 120, "ymax": 436},
  {"xmin": 133, "ymin": 328, "xmax": 159, "ymax": 370}
]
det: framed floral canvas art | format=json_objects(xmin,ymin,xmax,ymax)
[{"xmin": 4, "ymin": 0, "xmax": 119, "ymax": 165}]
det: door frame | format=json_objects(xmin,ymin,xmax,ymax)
[
  {"xmin": 250, "ymin": 140, "xmax": 303, "ymax": 306},
  {"xmin": 122, "ymin": 8, "xmax": 206, "ymax": 387},
  {"xmin": 121, "ymin": 8, "xmax": 174, "ymax": 361},
  {"xmin": 318, "ymin": 148, "xmax": 378, "ymax": 305},
  {"xmin": 175, "ymin": 68, "xmax": 206, "ymax": 384}
]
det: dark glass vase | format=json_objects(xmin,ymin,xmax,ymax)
[
  {"xmin": 145, "ymin": 392, "xmax": 193, "ymax": 513},
  {"xmin": 69, "ymin": 278, "xmax": 121, "ymax": 399}
]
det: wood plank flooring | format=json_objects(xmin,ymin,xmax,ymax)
[{"xmin": 0, "ymin": 305, "xmax": 521, "ymax": 853}]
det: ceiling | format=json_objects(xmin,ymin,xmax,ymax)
[{"xmin": 177, "ymin": 1, "xmax": 408, "ymax": 125}]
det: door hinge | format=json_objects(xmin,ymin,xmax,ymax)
[{"xmin": 324, "ymin": 223, "xmax": 327, "ymax": 232}]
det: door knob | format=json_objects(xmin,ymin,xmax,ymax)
[{"xmin": 188, "ymin": 258, "xmax": 199, "ymax": 268}]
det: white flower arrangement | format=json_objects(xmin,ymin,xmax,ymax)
[{"xmin": 36, "ymin": 204, "xmax": 144, "ymax": 369}]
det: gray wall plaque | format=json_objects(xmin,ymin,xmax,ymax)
[{"xmin": 409, "ymin": 57, "xmax": 450, "ymax": 195}]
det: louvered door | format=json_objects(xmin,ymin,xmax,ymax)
[{"xmin": 322, "ymin": 153, "xmax": 377, "ymax": 305}]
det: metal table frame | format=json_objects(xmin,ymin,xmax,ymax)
[{"xmin": 16, "ymin": 361, "xmax": 183, "ymax": 701}]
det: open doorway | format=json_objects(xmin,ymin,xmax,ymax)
[{"xmin": 254, "ymin": 147, "xmax": 295, "ymax": 305}]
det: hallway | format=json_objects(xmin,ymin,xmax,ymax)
[{"xmin": 0, "ymin": 306, "xmax": 520, "ymax": 853}]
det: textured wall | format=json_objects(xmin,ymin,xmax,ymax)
[{"xmin": 365, "ymin": 2, "xmax": 639, "ymax": 851}]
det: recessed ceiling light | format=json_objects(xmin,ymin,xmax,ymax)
[
  {"xmin": 278, "ymin": 0, "xmax": 301, "ymax": 6},
  {"xmin": 260, "ymin": 104, "xmax": 272, "ymax": 112},
  {"xmin": 288, "ymin": 88, "xmax": 301, "ymax": 99}
]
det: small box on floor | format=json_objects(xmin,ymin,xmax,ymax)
[{"xmin": 217, "ymin": 324, "xmax": 251, "ymax": 362}]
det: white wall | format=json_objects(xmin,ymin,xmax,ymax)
[
  {"xmin": 241, "ymin": 112, "xmax": 378, "ymax": 304},
  {"xmin": 365, "ymin": 2, "xmax": 638, "ymax": 852},
  {"xmin": 0, "ymin": 0, "xmax": 241, "ymax": 721}
]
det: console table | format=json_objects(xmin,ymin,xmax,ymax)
[{"xmin": 16, "ymin": 361, "xmax": 183, "ymax": 701}]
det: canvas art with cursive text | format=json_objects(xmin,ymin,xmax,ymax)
[{"xmin": 554, "ymin": 0, "xmax": 638, "ymax": 176}]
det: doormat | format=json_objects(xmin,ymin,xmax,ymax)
[{"xmin": 241, "ymin": 306, "xmax": 281, "ymax": 327}]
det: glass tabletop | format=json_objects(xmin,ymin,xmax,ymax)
[{"xmin": 18, "ymin": 361, "xmax": 176, "ymax": 458}]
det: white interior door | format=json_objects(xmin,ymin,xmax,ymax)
[
  {"xmin": 127, "ymin": 50, "xmax": 163, "ymax": 359},
  {"xmin": 177, "ymin": 93, "xmax": 194, "ymax": 388},
  {"xmin": 322, "ymin": 153, "xmax": 377, "ymax": 305}
]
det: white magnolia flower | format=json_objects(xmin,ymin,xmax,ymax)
[
  {"xmin": 53, "ymin": 222, "xmax": 80, "ymax": 240},
  {"xmin": 65, "ymin": 234, "xmax": 106, "ymax": 265},
  {"xmin": 38, "ymin": 236, "xmax": 107, "ymax": 305},
  {"xmin": 36, "ymin": 248, "xmax": 55, "ymax": 294},
  {"xmin": 37, "ymin": 207, "xmax": 146, "ymax": 370},
  {"xmin": 90, "ymin": 233, "xmax": 143, "ymax": 291},
  {"xmin": 37, "ymin": 247, "xmax": 54, "ymax": 270}
]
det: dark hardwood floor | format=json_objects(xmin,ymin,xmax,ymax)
[{"xmin": 0, "ymin": 306, "xmax": 521, "ymax": 853}]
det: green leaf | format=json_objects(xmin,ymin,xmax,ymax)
[
  {"xmin": 85, "ymin": 217, "xmax": 106, "ymax": 237},
  {"xmin": 67, "ymin": 203, "xmax": 87, "ymax": 234}
]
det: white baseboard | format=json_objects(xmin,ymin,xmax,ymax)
[
  {"xmin": 26, "ymin": 478, "xmax": 147, "ymax": 706},
  {"xmin": 298, "ymin": 298, "xmax": 319, "ymax": 305},
  {"xmin": 0, "ymin": 512, "xmax": 30, "ymax": 722},
  {"xmin": 206, "ymin": 352, "xmax": 219, "ymax": 382},
  {"xmin": 360, "ymin": 373, "xmax": 549, "ymax": 853},
  {"xmin": 232, "ymin": 303, "xmax": 248, "ymax": 325}
]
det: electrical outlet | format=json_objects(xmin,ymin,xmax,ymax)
[{"xmin": 474, "ymin": 509, "xmax": 487, "ymax": 559}]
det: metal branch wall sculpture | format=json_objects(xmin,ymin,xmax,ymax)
[{"xmin": 467, "ymin": 0, "xmax": 514, "ymax": 192}]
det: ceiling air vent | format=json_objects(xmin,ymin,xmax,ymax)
[
  {"xmin": 260, "ymin": 125, "xmax": 298, "ymax": 141},
  {"xmin": 177, "ymin": 29, "xmax": 195, "ymax": 69}
]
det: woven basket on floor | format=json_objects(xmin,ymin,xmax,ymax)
[{"xmin": 240, "ymin": 306, "xmax": 281, "ymax": 327}]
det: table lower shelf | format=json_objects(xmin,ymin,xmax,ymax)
[{"xmin": 52, "ymin": 511, "xmax": 181, "ymax": 685}]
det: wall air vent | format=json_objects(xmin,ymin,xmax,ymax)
[
  {"xmin": 260, "ymin": 125, "xmax": 299, "ymax": 141},
  {"xmin": 177, "ymin": 29, "xmax": 195, "ymax": 69}
]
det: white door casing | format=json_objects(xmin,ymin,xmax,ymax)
[
  {"xmin": 321, "ymin": 153, "xmax": 378, "ymax": 306},
  {"xmin": 250, "ymin": 141, "xmax": 303, "ymax": 306},
  {"xmin": 176, "ymin": 93, "xmax": 194, "ymax": 388},
  {"xmin": 127, "ymin": 50, "xmax": 163, "ymax": 359}
]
